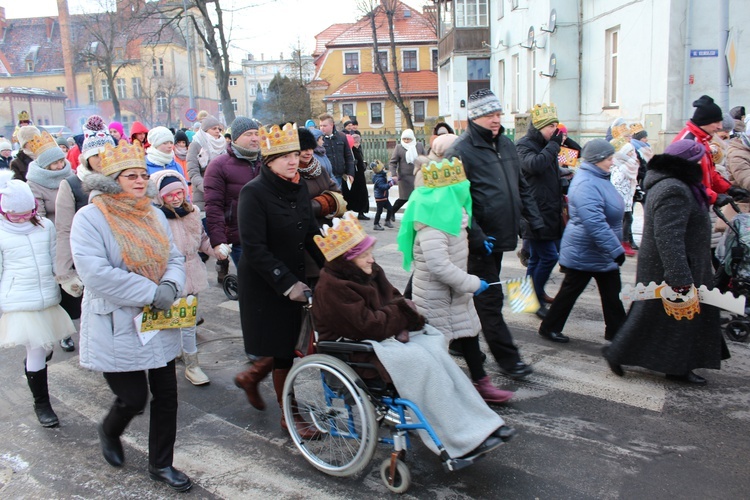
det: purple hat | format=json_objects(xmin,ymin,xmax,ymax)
[
  {"xmin": 664, "ymin": 140, "xmax": 705, "ymax": 163},
  {"xmin": 345, "ymin": 235, "xmax": 376, "ymax": 260}
]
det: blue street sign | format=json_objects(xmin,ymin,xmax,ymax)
[
  {"xmin": 690, "ymin": 50, "xmax": 719, "ymax": 58},
  {"xmin": 185, "ymin": 108, "xmax": 198, "ymax": 122}
]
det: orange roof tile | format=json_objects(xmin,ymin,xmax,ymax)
[
  {"xmin": 328, "ymin": 1, "xmax": 437, "ymax": 47},
  {"xmin": 313, "ymin": 23, "xmax": 354, "ymax": 57},
  {"xmin": 325, "ymin": 71, "xmax": 437, "ymax": 101}
]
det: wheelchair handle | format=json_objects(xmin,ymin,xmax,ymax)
[
  {"xmin": 304, "ymin": 289, "xmax": 313, "ymax": 305},
  {"xmin": 714, "ymin": 201, "xmax": 743, "ymax": 238}
]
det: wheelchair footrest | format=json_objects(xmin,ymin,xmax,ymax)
[{"xmin": 442, "ymin": 457, "xmax": 477, "ymax": 472}]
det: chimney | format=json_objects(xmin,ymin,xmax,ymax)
[
  {"xmin": 56, "ymin": 0, "xmax": 78, "ymax": 107},
  {"xmin": 0, "ymin": 7, "xmax": 6, "ymax": 34},
  {"xmin": 261, "ymin": 53, "xmax": 264, "ymax": 61}
]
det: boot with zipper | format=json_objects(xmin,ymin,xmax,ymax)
[
  {"xmin": 473, "ymin": 376, "xmax": 514, "ymax": 404},
  {"xmin": 26, "ymin": 366, "xmax": 59, "ymax": 427},
  {"xmin": 184, "ymin": 352, "xmax": 210, "ymax": 386},
  {"xmin": 273, "ymin": 368, "xmax": 320, "ymax": 440},
  {"xmin": 234, "ymin": 357, "xmax": 274, "ymax": 410}
]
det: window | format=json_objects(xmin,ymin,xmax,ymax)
[
  {"xmin": 156, "ymin": 92, "xmax": 168, "ymax": 113},
  {"xmin": 527, "ymin": 50, "xmax": 535, "ymax": 109},
  {"xmin": 232, "ymin": 98, "xmax": 238, "ymax": 111},
  {"xmin": 132, "ymin": 77, "xmax": 142, "ymax": 98},
  {"xmin": 605, "ymin": 26, "xmax": 620, "ymax": 106},
  {"xmin": 114, "ymin": 47, "xmax": 123, "ymax": 60},
  {"xmin": 497, "ymin": 59, "xmax": 505, "ymax": 107},
  {"xmin": 261, "ymin": 82, "xmax": 269, "ymax": 94},
  {"xmin": 342, "ymin": 103, "xmax": 354, "ymax": 119},
  {"xmin": 101, "ymin": 79, "xmax": 110, "ymax": 99},
  {"xmin": 497, "ymin": 0, "xmax": 504, "ymax": 19},
  {"xmin": 248, "ymin": 66, "xmax": 255, "ymax": 75},
  {"xmin": 377, "ymin": 51, "xmax": 388, "ymax": 72},
  {"xmin": 229, "ymin": 77, "xmax": 237, "ymax": 86},
  {"xmin": 26, "ymin": 60, "xmax": 33, "ymax": 72},
  {"xmin": 152, "ymin": 57, "xmax": 164, "ymax": 77},
  {"xmin": 439, "ymin": 0, "xmax": 453, "ymax": 36},
  {"xmin": 88, "ymin": 84, "xmax": 95, "ymax": 103},
  {"xmin": 512, "ymin": 54, "xmax": 520, "ymax": 112},
  {"xmin": 370, "ymin": 102, "xmax": 383, "ymax": 125},
  {"xmin": 261, "ymin": 66, "xmax": 267, "ymax": 74},
  {"xmin": 413, "ymin": 101, "xmax": 426, "ymax": 123},
  {"xmin": 431, "ymin": 49, "xmax": 439, "ymax": 72},
  {"xmin": 402, "ymin": 50, "xmax": 418, "ymax": 72},
  {"xmin": 344, "ymin": 52, "xmax": 360, "ymax": 74},
  {"xmin": 455, "ymin": 0, "xmax": 488, "ymax": 28},
  {"xmin": 116, "ymin": 78, "xmax": 127, "ymax": 98},
  {"xmin": 467, "ymin": 58, "xmax": 490, "ymax": 96},
  {"xmin": 56, "ymin": 86, "xmax": 65, "ymax": 93},
  {"xmin": 249, "ymin": 85, "xmax": 256, "ymax": 96}
]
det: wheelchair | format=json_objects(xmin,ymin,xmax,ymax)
[{"xmin": 281, "ymin": 337, "xmax": 510, "ymax": 493}]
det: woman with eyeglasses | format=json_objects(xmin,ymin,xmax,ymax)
[{"xmin": 70, "ymin": 141, "xmax": 191, "ymax": 492}]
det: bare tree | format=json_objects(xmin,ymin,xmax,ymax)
[
  {"xmin": 288, "ymin": 39, "xmax": 315, "ymax": 84},
  {"xmin": 357, "ymin": 0, "xmax": 414, "ymax": 130}
]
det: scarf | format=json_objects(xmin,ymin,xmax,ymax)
[
  {"xmin": 690, "ymin": 183, "xmax": 710, "ymax": 211},
  {"xmin": 92, "ymin": 193, "xmax": 170, "ymax": 284},
  {"xmin": 271, "ymin": 169, "xmax": 301, "ymax": 184},
  {"xmin": 314, "ymin": 144, "xmax": 326, "ymax": 156},
  {"xmin": 174, "ymin": 144, "xmax": 188, "ymax": 161},
  {"xmin": 397, "ymin": 180, "xmax": 473, "ymax": 271},
  {"xmin": 0, "ymin": 217, "xmax": 40, "ymax": 235},
  {"xmin": 298, "ymin": 156, "xmax": 322, "ymax": 179},
  {"xmin": 231, "ymin": 143, "xmax": 260, "ymax": 161},
  {"xmin": 26, "ymin": 160, "xmax": 72, "ymax": 189},
  {"xmin": 401, "ymin": 131, "xmax": 419, "ymax": 164},
  {"xmin": 194, "ymin": 129, "xmax": 227, "ymax": 160},
  {"xmin": 613, "ymin": 153, "xmax": 639, "ymax": 181},
  {"xmin": 158, "ymin": 203, "xmax": 192, "ymax": 219},
  {"xmin": 146, "ymin": 147, "xmax": 174, "ymax": 167}
]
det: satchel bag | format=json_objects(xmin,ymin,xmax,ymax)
[{"xmin": 294, "ymin": 304, "xmax": 316, "ymax": 358}]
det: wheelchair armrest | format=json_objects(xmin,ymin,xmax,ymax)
[{"xmin": 316, "ymin": 340, "xmax": 375, "ymax": 354}]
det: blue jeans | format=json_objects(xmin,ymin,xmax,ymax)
[
  {"xmin": 526, "ymin": 239, "xmax": 560, "ymax": 300},
  {"xmin": 230, "ymin": 244, "xmax": 242, "ymax": 269}
]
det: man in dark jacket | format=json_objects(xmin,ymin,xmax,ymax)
[
  {"xmin": 319, "ymin": 113, "xmax": 354, "ymax": 188},
  {"xmin": 516, "ymin": 103, "xmax": 564, "ymax": 325},
  {"xmin": 445, "ymin": 89, "xmax": 544, "ymax": 379},
  {"xmin": 204, "ymin": 117, "xmax": 262, "ymax": 269}
]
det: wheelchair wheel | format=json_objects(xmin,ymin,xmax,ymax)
[
  {"xmin": 222, "ymin": 274, "xmax": 239, "ymax": 301},
  {"xmin": 725, "ymin": 320, "xmax": 750, "ymax": 342},
  {"xmin": 283, "ymin": 354, "xmax": 378, "ymax": 477},
  {"xmin": 379, "ymin": 458, "xmax": 411, "ymax": 494}
]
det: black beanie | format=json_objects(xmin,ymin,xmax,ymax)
[
  {"xmin": 691, "ymin": 95, "xmax": 723, "ymax": 126},
  {"xmin": 298, "ymin": 127, "xmax": 317, "ymax": 151},
  {"xmin": 174, "ymin": 130, "xmax": 189, "ymax": 145},
  {"xmin": 730, "ymin": 106, "xmax": 746, "ymax": 120}
]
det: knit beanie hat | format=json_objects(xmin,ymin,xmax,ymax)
[
  {"xmin": 147, "ymin": 126, "xmax": 174, "ymax": 148},
  {"xmin": 691, "ymin": 95, "xmax": 723, "ymax": 126},
  {"xmin": 345, "ymin": 235, "xmax": 376, "ymax": 261},
  {"xmin": 298, "ymin": 127, "xmax": 317, "ymax": 151},
  {"xmin": 0, "ymin": 170, "xmax": 35, "ymax": 214},
  {"xmin": 108, "ymin": 121, "xmax": 125, "ymax": 138},
  {"xmin": 370, "ymin": 160, "xmax": 384, "ymax": 173},
  {"xmin": 17, "ymin": 126, "xmax": 40, "ymax": 149},
  {"xmin": 32, "ymin": 132, "xmax": 66, "ymax": 169},
  {"xmin": 201, "ymin": 115, "xmax": 222, "ymax": 132},
  {"xmin": 531, "ymin": 103, "xmax": 559, "ymax": 130},
  {"xmin": 55, "ymin": 137, "xmax": 68, "ymax": 147},
  {"xmin": 158, "ymin": 175, "xmax": 184, "ymax": 197},
  {"xmin": 174, "ymin": 129, "xmax": 189, "ymax": 145},
  {"xmin": 230, "ymin": 117, "xmax": 260, "ymax": 141},
  {"xmin": 82, "ymin": 115, "xmax": 115, "ymax": 161},
  {"xmin": 582, "ymin": 139, "xmax": 615, "ymax": 164},
  {"xmin": 664, "ymin": 139, "xmax": 705, "ymax": 163},
  {"xmin": 730, "ymin": 106, "xmax": 746, "ymax": 120},
  {"xmin": 721, "ymin": 113, "xmax": 735, "ymax": 133},
  {"xmin": 311, "ymin": 128, "xmax": 325, "ymax": 142},
  {"xmin": 0, "ymin": 139, "xmax": 11, "ymax": 151},
  {"xmin": 468, "ymin": 89, "xmax": 503, "ymax": 120},
  {"xmin": 304, "ymin": 119, "xmax": 316, "ymax": 129}
]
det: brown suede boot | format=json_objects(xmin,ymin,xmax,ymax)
[
  {"xmin": 234, "ymin": 357, "xmax": 274, "ymax": 410},
  {"xmin": 273, "ymin": 368, "xmax": 320, "ymax": 440}
]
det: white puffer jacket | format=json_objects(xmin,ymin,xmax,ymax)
[
  {"xmin": 0, "ymin": 218, "xmax": 61, "ymax": 312},
  {"xmin": 410, "ymin": 211, "xmax": 481, "ymax": 341}
]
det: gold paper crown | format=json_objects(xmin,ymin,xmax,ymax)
[
  {"xmin": 530, "ymin": 103, "xmax": 558, "ymax": 127},
  {"xmin": 17, "ymin": 110, "xmax": 30, "ymax": 122},
  {"xmin": 611, "ymin": 123, "xmax": 629, "ymax": 139},
  {"xmin": 313, "ymin": 212, "xmax": 368, "ymax": 261},
  {"xmin": 422, "ymin": 158, "xmax": 467, "ymax": 188},
  {"xmin": 26, "ymin": 130, "xmax": 58, "ymax": 158},
  {"xmin": 629, "ymin": 123, "xmax": 645, "ymax": 135},
  {"xmin": 610, "ymin": 137, "xmax": 629, "ymax": 152},
  {"xmin": 100, "ymin": 141, "xmax": 146, "ymax": 177},
  {"xmin": 259, "ymin": 123, "xmax": 300, "ymax": 157},
  {"xmin": 660, "ymin": 285, "xmax": 701, "ymax": 320}
]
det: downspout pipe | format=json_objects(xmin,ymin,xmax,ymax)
[
  {"xmin": 682, "ymin": 0, "xmax": 693, "ymax": 123},
  {"xmin": 718, "ymin": 0, "xmax": 729, "ymax": 110}
]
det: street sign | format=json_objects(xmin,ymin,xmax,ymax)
[
  {"xmin": 185, "ymin": 108, "xmax": 198, "ymax": 123},
  {"xmin": 690, "ymin": 50, "xmax": 718, "ymax": 58},
  {"xmin": 726, "ymin": 29, "xmax": 738, "ymax": 84}
]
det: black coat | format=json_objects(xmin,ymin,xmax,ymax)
[
  {"xmin": 343, "ymin": 145, "xmax": 369, "ymax": 213},
  {"xmin": 10, "ymin": 150, "xmax": 33, "ymax": 182},
  {"xmin": 445, "ymin": 120, "xmax": 544, "ymax": 253},
  {"xmin": 323, "ymin": 129, "xmax": 355, "ymax": 178},
  {"xmin": 516, "ymin": 126, "xmax": 563, "ymax": 241},
  {"xmin": 237, "ymin": 165, "xmax": 322, "ymax": 358},
  {"xmin": 606, "ymin": 154, "xmax": 729, "ymax": 374}
]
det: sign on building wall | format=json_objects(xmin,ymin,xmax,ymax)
[{"xmin": 690, "ymin": 50, "xmax": 719, "ymax": 58}]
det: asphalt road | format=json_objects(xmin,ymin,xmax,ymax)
[{"xmin": 2, "ymin": 205, "xmax": 750, "ymax": 499}]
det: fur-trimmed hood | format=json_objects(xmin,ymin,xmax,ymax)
[
  {"xmin": 644, "ymin": 153, "xmax": 703, "ymax": 191},
  {"xmin": 83, "ymin": 172, "xmax": 157, "ymax": 199}
]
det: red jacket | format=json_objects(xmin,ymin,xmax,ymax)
[
  {"xmin": 129, "ymin": 121, "xmax": 150, "ymax": 149},
  {"xmin": 673, "ymin": 120, "xmax": 730, "ymax": 204}
]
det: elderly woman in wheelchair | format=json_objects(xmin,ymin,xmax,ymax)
[{"xmin": 280, "ymin": 214, "xmax": 514, "ymax": 493}]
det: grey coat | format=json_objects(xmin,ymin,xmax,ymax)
[
  {"xmin": 389, "ymin": 143, "xmax": 426, "ymax": 200},
  {"xmin": 606, "ymin": 154, "xmax": 729, "ymax": 374},
  {"xmin": 71, "ymin": 176, "xmax": 186, "ymax": 373}
]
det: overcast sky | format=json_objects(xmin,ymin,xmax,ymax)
[{"xmin": 3, "ymin": 0, "xmax": 427, "ymax": 67}]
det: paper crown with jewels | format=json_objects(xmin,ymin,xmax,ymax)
[
  {"xmin": 100, "ymin": 140, "xmax": 146, "ymax": 177},
  {"xmin": 422, "ymin": 158, "xmax": 467, "ymax": 189},
  {"xmin": 629, "ymin": 123, "xmax": 645, "ymax": 135},
  {"xmin": 530, "ymin": 103, "xmax": 558, "ymax": 129},
  {"xmin": 611, "ymin": 123, "xmax": 630, "ymax": 139},
  {"xmin": 26, "ymin": 130, "xmax": 58, "ymax": 158},
  {"xmin": 660, "ymin": 285, "xmax": 701, "ymax": 321},
  {"xmin": 610, "ymin": 137, "xmax": 629, "ymax": 152},
  {"xmin": 314, "ymin": 212, "xmax": 369, "ymax": 261},
  {"xmin": 17, "ymin": 110, "xmax": 30, "ymax": 122},
  {"xmin": 259, "ymin": 123, "xmax": 300, "ymax": 157}
]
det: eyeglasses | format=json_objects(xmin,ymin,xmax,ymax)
[
  {"xmin": 162, "ymin": 190, "xmax": 184, "ymax": 199},
  {"xmin": 120, "ymin": 173, "xmax": 150, "ymax": 181},
  {"xmin": 4, "ymin": 209, "xmax": 36, "ymax": 223}
]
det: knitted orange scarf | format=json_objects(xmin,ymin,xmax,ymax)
[{"xmin": 93, "ymin": 193, "xmax": 170, "ymax": 284}]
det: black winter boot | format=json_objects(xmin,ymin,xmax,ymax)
[
  {"xmin": 216, "ymin": 259, "xmax": 229, "ymax": 284},
  {"xmin": 26, "ymin": 366, "xmax": 59, "ymax": 428}
]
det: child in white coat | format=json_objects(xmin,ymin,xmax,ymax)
[{"xmin": 0, "ymin": 171, "xmax": 75, "ymax": 426}]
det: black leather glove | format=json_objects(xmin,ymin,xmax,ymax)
[
  {"xmin": 728, "ymin": 186, "xmax": 750, "ymax": 201},
  {"xmin": 633, "ymin": 186, "xmax": 645, "ymax": 203},
  {"xmin": 549, "ymin": 129, "xmax": 563, "ymax": 145},
  {"xmin": 614, "ymin": 253, "xmax": 626, "ymax": 266},
  {"xmin": 715, "ymin": 193, "xmax": 733, "ymax": 207},
  {"xmin": 152, "ymin": 281, "xmax": 179, "ymax": 311}
]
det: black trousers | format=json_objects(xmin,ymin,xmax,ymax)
[
  {"xmin": 540, "ymin": 267, "xmax": 626, "ymax": 341},
  {"xmin": 374, "ymin": 200, "xmax": 393, "ymax": 225},
  {"xmin": 102, "ymin": 360, "xmax": 178, "ymax": 468},
  {"xmin": 452, "ymin": 336, "xmax": 486, "ymax": 381},
  {"xmin": 468, "ymin": 252, "xmax": 522, "ymax": 369}
]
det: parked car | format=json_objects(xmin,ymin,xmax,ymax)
[{"xmin": 40, "ymin": 125, "xmax": 74, "ymax": 139}]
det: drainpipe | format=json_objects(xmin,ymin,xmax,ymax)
[
  {"xmin": 682, "ymin": 0, "xmax": 693, "ymax": 123},
  {"xmin": 577, "ymin": 0, "xmax": 583, "ymax": 134},
  {"xmin": 718, "ymin": 0, "xmax": 729, "ymax": 110}
]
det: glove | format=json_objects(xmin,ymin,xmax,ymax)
[
  {"xmin": 312, "ymin": 193, "xmax": 336, "ymax": 217},
  {"xmin": 715, "ymin": 193, "xmax": 733, "ymax": 207},
  {"xmin": 287, "ymin": 281, "xmax": 312, "ymax": 302},
  {"xmin": 483, "ymin": 236, "xmax": 496, "ymax": 256},
  {"xmin": 60, "ymin": 276, "xmax": 84, "ymax": 298},
  {"xmin": 217, "ymin": 244, "xmax": 232, "ymax": 259},
  {"xmin": 633, "ymin": 186, "xmax": 645, "ymax": 203},
  {"xmin": 152, "ymin": 281, "xmax": 179, "ymax": 311},
  {"xmin": 728, "ymin": 186, "xmax": 750, "ymax": 201},
  {"xmin": 213, "ymin": 245, "xmax": 229, "ymax": 260},
  {"xmin": 614, "ymin": 252, "xmax": 626, "ymax": 266},
  {"xmin": 549, "ymin": 129, "xmax": 563, "ymax": 145},
  {"xmin": 474, "ymin": 279, "xmax": 490, "ymax": 296}
]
